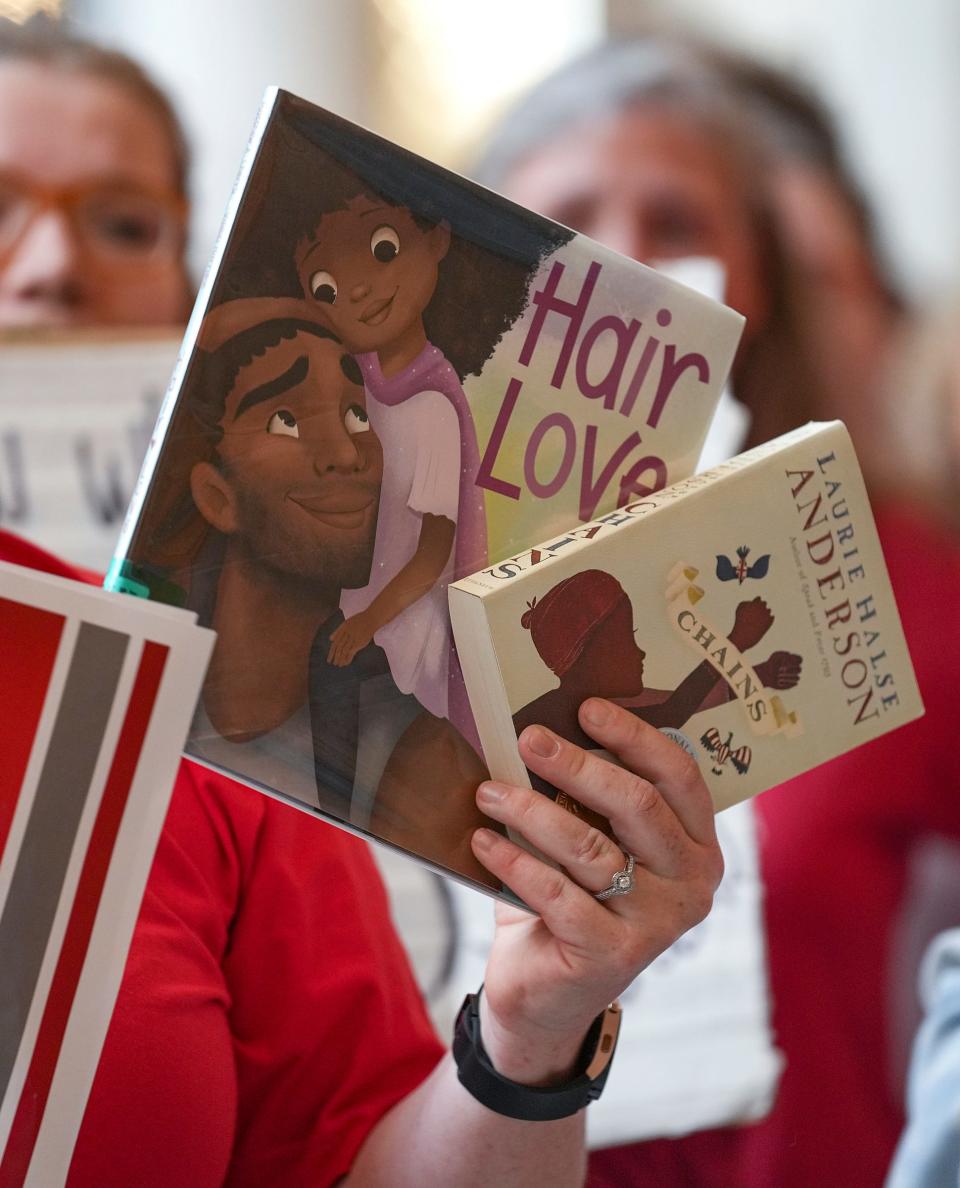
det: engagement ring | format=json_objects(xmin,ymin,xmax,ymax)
[{"xmin": 595, "ymin": 853, "xmax": 636, "ymax": 901}]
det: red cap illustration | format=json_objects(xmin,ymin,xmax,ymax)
[{"xmin": 521, "ymin": 569, "xmax": 629, "ymax": 677}]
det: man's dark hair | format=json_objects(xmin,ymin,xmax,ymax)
[
  {"xmin": 188, "ymin": 316, "xmax": 362, "ymax": 441},
  {"xmin": 127, "ymin": 316, "xmax": 362, "ymax": 577}
]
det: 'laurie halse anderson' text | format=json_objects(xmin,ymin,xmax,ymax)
[{"xmin": 788, "ymin": 451, "xmax": 900, "ymax": 726}]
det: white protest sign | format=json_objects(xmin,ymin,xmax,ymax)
[{"xmin": 0, "ymin": 330, "xmax": 181, "ymax": 571}]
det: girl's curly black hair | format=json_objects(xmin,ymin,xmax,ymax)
[{"xmin": 215, "ymin": 94, "xmax": 574, "ymax": 380}]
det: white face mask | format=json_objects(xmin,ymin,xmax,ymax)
[{"xmin": 651, "ymin": 256, "xmax": 751, "ymax": 470}]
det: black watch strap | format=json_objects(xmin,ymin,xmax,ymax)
[{"xmin": 452, "ymin": 990, "xmax": 621, "ymax": 1121}]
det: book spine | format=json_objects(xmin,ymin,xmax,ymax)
[
  {"xmin": 693, "ymin": 420, "xmax": 841, "ymax": 483},
  {"xmin": 462, "ymin": 422, "xmax": 842, "ymax": 598},
  {"xmin": 105, "ymin": 89, "xmax": 283, "ymax": 592}
]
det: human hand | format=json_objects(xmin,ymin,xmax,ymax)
[
  {"xmin": 729, "ymin": 597, "xmax": 773, "ymax": 651},
  {"xmin": 470, "ymin": 700, "xmax": 722, "ymax": 1085},
  {"xmin": 327, "ymin": 612, "xmax": 376, "ymax": 667},
  {"xmin": 755, "ymin": 650, "xmax": 802, "ymax": 690}
]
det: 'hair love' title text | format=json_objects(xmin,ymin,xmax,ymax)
[{"xmin": 476, "ymin": 259, "xmax": 712, "ymax": 521}]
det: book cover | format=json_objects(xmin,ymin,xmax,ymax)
[
  {"xmin": 103, "ymin": 87, "xmax": 742, "ymax": 899},
  {"xmin": 450, "ymin": 422, "xmax": 924, "ymax": 819},
  {"xmin": 0, "ymin": 561, "xmax": 214, "ymax": 1187}
]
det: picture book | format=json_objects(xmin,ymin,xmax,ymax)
[
  {"xmin": 449, "ymin": 422, "xmax": 923, "ymax": 822},
  {"xmin": 103, "ymin": 87, "xmax": 743, "ymax": 900},
  {"xmin": 0, "ymin": 560, "xmax": 214, "ymax": 1187},
  {"xmin": 0, "ymin": 329, "xmax": 180, "ymax": 571}
]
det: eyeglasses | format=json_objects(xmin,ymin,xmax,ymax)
[{"xmin": 0, "ymin": 171, "xmax": 187, "ymax": 269}]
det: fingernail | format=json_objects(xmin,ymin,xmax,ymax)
[
  {"xmin": 580, "ymin": 698, "xmax": 609, "ymax": 727},
  {"xmin": 525, "ymin": 726, "xmax": 559, "ymax": 758},
  {"xmin": 477, "ymin": 782, "xmax": 506, "ymax": 805},
  {"xmin": 472, "ymin": 827, "xmax": 498, "ymax": 850}
]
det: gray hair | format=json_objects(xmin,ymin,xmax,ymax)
[{"xmin": 474, "ymin": 39, "xmax": 757, "ymax": 190}]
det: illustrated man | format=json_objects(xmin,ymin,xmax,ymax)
[{"xmin": 186, "ymin": 315, "xmax": 493, "ymax": 882}]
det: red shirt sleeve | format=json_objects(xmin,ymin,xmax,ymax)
[
  {"xmin": 68, "ymin": 755, "xmax": 443, "ymax": 1188},
  {"xmin": 0, "ymin": 529, "xmax": 443, "ymax": 1185}
]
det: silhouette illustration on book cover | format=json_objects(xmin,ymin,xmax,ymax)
[{"xmin": 512, "ymin": 569, "xmax": 800, "ymax": 825}]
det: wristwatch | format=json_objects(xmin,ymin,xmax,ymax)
[{"xmin": 452, "ymin": 990, "xmax": 622, "ymax": 1121}]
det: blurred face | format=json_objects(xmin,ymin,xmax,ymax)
[
  {"xmin": 295, "ymin": 194, "xmax": 449, "ymax": 354},
  {"xmin": 499, "ymin": 104, "xmax": 768, "ymax": 332},
  {"xmin": 772, "ymin": 164, "xmax": 879, "ymax": 301},
  {"xmin": 201, "ymin": 331, "xmax": 383, "ymax": 588},
  {"xmin": 0, "ymin": 61, "xmax": 189, "ymax": 328}
]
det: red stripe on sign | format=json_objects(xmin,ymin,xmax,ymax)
[
  {"xmin": 0, "ymin": 640, "xmax": 168, "ymax": 1187},
  {"xmin": 0, "ymin": 598, "xmax": 65, "ymax": 864}
]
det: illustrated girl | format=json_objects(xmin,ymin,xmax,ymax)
[{"xmin": 294, "ymin": 182, "xmax": 481, "ymax": 730}]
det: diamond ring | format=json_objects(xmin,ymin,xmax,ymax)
[{"xmin": 594, "ymin": 853, "xmax": 636, "ymax": 901}]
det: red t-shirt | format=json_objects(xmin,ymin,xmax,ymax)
[
  {"xmin": 588, "ymin": 503, "xmax": 960, "ymax": 1188},
  {"xmin": 0, "ymin": 531, "xmax": 445, "ymax": 1187}
]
